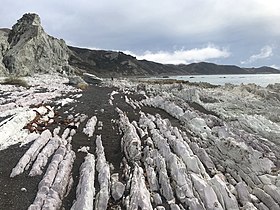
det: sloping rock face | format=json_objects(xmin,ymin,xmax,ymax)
[
  {"xmin": 0, "ymin": 13, "xmax": 74, "ymax": 76},
  {"xmin": 0, "ymin": 29, "xmax": 10, "ymax": 76}
]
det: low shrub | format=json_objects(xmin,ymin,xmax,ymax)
[
  {"xmin": 3, "ymin": 76, "xmax": 29, "ymax": 87},
  {"xmin": 77, "ymin": 82, "xmax": 88, "ymax": 90}
]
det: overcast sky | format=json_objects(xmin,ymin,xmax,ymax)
[{"xmin": 1, "ymin": 0, "xmax": 280, "ymax": 68}]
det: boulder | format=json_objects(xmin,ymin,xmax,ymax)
[
  {"xmin": 111, "ymin": 173, "xmax": 125, "ymax": 201},
  {"xmin": 83, "ymin": 73, "xmax": 102, "ymax": 84},
  {"xmin": 68, "ymin": 75, "xmax": 88, "ymax": 89}
]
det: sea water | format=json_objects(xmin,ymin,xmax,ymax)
[{"xmin": 168, "ymin": 74, "xmax": 280, "ymax": 87}]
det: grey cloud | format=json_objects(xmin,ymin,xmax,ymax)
[
  {"xmin": 0, "ymin": 0, "xmax": 279, "ymax": 67},
  {"xmin": 241, "ymin": 46, "xmax": 273, "ymax": 65}
]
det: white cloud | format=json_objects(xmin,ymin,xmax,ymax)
[
  {"xmin": 270, "ymin": 64, "xmax": 279, "ymax": 70},
  {"xmin": 134, "ymin": 45, "xmax": 230, "ymax": 64},
  {"xmin": 241, "ymin": 45, "xmax": 273, "ymax": 64}
]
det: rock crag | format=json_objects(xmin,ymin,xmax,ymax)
[{"xmin": 0, "ymin": 13, "xmax": 74, "ymax": 76}]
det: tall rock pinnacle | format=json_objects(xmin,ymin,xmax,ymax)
[{"xmin": 0, "ymin": 13, "xmax": 74, "ymax": 76}]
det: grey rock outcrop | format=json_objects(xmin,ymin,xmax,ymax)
[
  {"xmin": 0, "ymin": 29, "xmax": 9, "ymax": 76},
  {"xmin": 83, "ymin": 73, "xmax": 103, "ymax": 84},
  {"xmin": 68, "ymin": 75, "xmax": 88, "ymax": 86},
  {"xmin": 1, "ymin": 13, "xmax": 74, "ymax": 76}
]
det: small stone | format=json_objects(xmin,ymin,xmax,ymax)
[{"xmin": 21, "ymin": 188, "xmax": 27, "ymax": 192}]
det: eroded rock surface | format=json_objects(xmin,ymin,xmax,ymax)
[{"xmin": 1, "ymin": 76, "xmax": 280, "ymax": 210}]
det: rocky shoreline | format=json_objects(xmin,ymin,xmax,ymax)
[{"xmin": 0, "ymin": 75, "xmax": 279, "ymax": 210}]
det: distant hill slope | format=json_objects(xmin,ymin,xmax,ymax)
[
  {"xmin": 68, "ymin": 46, "xmax": 184, "ymax": 77},
  {"xmin": 0, "ymin": 13, "xmax": 279, "ymax": 77},
  {"xmin": 69, "ymin": 46, "xmax": 280, "ymax": 77}
]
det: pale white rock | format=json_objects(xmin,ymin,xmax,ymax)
[
  {"xmin": 53, "ymin": 126, "xmax": 60, "ymax": 136},
  {"xmin": 61, "ymin": 128, "xmax": 70, "ymax": 140},
  {"xmin": 170, "ymin": 203, "xmax": 181, "ymax": 210},
  {"xmin": 50, "ymin": 150, "xmax": 75, "ymax": 198},
  {"xmin": 35, "ymin": 106, "xmax": 49, "ymax": 115},
  {"xmin": 95, "ymin": 135, "xmax": 110, "ymax": 210},
  {"xmin": 242, "ymin": 202, "xmax": 258, "ymax": 210},
  {"xmin": 258, "ymin": 174, "xmax": 276, "ymax": 185},
  {"xmin": 263, "ymin": 184, "xmax": 280, "ymax": 204},
  {"xmin": 83, "ymin": 72, "xmax": 103, "ymax": 84},
  {"xmin": 126, "ymin": 164, "xmax": 153, "ymax": 210},
  {"xmin": 20, "ymin": 132, "xmax": 40, "ymax": 147},
  {"xmin": 29, "ymin": 135, "xmax": 61, "ymax": 176},
  {"xmin": 56, "ymin": 98, "xmax": 75, "ymax": 106},
  {"xmin": 168, "ymin": 154, "xmax": 194, "ymax": 200},
  {"xmin": 132, "ymin": 120, "xmax": 146, "ymax": 138},
  {"xmin": 189, "ymin": 142, "xmax": 216, "ymax": 173},
  {"xmin": 117, "ymin": 108, "xmax": 141, "ymax": 162},
  {"xmin": 10, "ymin": 130, "xmax": 52, "ymax": 177},
  {"xmin": 38, "ymin": 146, "xmax": 67, "ymax": 189},
  {"xmin": 21, "ymin": 187, "xmax": 27, "ymax": 192},
  {"xmin": 0, "ymin": 109, "xmax": 36, "ymax": 150},
  {"xmin": 109, "ymin": 90, "xmax": 119, "ymax": 105},
  {"xmin": 71, "ymin": 153, "xmax": 95, "ymax": 210},
  {"xmin": 29, "ymin": 146, "xmax": 75, "ymax": 210},
  {"xmin": 252, "ymin": 187, "xmax": 280, "ymax": 210},
  {"xmin": 145, "ymin": 164, "xmax": 160, "ymax": 192},
  {"xmin": 185, "ymin": 198, "xmax": 206, "ymax": 210},
  {"xmin": 152, "ymin": 193, "xmax": 162, "ymax": 205},
  {"xmin": 95, "ymin": 135, "xmax": 107, "ymax": 172},
  {"xmin": 97, "ymin": 121, "xmax": 103, "ymax": 130},
  {"xmin": 235, "ymin": 182, "xmax": 251, "ymax": 206},
  {"xmin": 111, "ymin": 173, "xmax": 125, "ymax": 201},
  {"xmin": 154, "ymin": 150, "xmax": 175, "ymax": 203},
  {"xmin": 191, "ymin": 174, "xmax": 223, "ymax": 210},
  {"xmin": 95, "ymin": 164, "xmax": 110, "ymax": 210},
  {"xmin": 125, "ymin": 95, "xmax": 137, "ymax": 109},
  {"xmin": 209, "ymin": 174, "xmax": 239, "ymax": 210},
  {"xmin": 255, "ymin": 203, "xmax": 270, "ymax": 210},
  {"xmin": 83, "ymin": 116, "xmax": 97, "ymax": 137},
  {"xmin": 77, "ymin": 146, "xmax": 90, "ymax": 153}
]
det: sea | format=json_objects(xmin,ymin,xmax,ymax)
[{"xmin": 167, "ymin": 74, "xmax": 280, "ymax": 87}]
